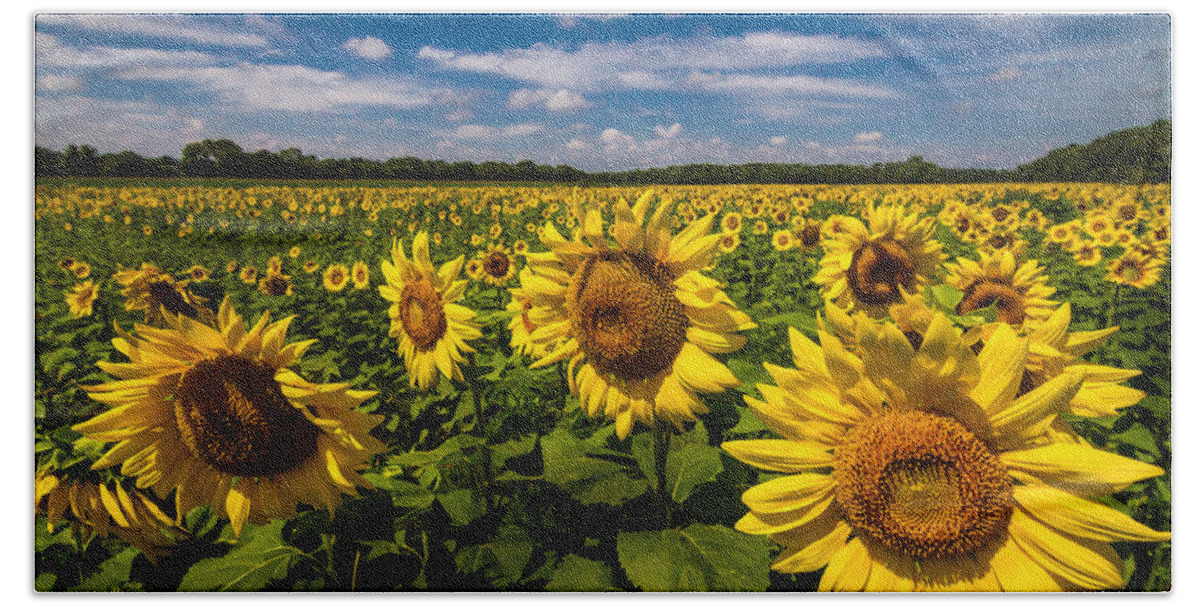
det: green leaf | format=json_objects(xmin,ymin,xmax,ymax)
[
  {"xmin": 40, "ymin": 347, "xmax": 81, "ymax": 374},
  {"xmin": 927, "ymin": 284, "xmax": 964, "ymax": 313},
  {"xmin": 70, "ymin": 547, "xmax": 139, "ymax": 591},
  {"xmin": 455, "ymin": 525, "xmax": 533, "ymax": 587},
  {"xmin": 491, "ymin": 433, "xmax": 538, "ymax": 469},
  {"xmin": 1113, "ymin": 424, "xmax": 1162, "ymax": 459},
  {"xmin": 664, "ymin": 425, "xmax": 724, "ymax": 503},
  {"xmin": 437, "ymin": 489, "xmax": 487, "ymax": 526},
  {"xmin": 729, "ymin": 405, "xmax": 769, "ymax": 435},
  {"xmin": 617, "ymin": 524, "xmax": 772, "ymax": 591},
  {"xmin": 727, "ymin": 359, "xmax": 770, "ymax": 395},
  {"xmin": 362, "ymin": 473, "xmax": 435, "ymax": 510},
  {"xmin": 541, "ymin": 427, "xmax": 648, "ymax": 506},
  {"xmin": 757, "ymin": 311, "xmax": 818, "ymax": 336},
  {"xmin": 35, "ymin": 572, "xmax": 57, "ymax": 592},
  {"xmin": 179, "ymin": 520, "xmax": 297, "ymax": 591},
  {"xmin": 545, "ymin": 555, "xmax": 616, "ymax": 591}
]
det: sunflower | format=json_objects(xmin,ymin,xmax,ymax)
[
  {"xmin": 1070, "ymin": 242, "xmax": 1102, "ymax": 267},
  {"xmin": 944, "ymin": 250, "xmax": 1058, "ymax": 328},
  {"xmin": 65, "ymin": 280, "xmax": 100, "ymax": 318},
  {"xmin": 772, "ymin": 230, "xmax": 794, "ymax": 251},
  {"xmin": 476, "ymin": 243, "xmax": 517, "ymax": 286},
  {"xmin": 73, "ymin": 297, "xmax": 385, "ymax": 536},
  {"xmin": 507, "ymin": 286, "xmax": 551, "ymax": 358},
  {"xmin": 1105, "ymin": 250, "xmax": 1165, "ymax": 289},
  {"xmin": 795, "ymin": 220, "xmax": 822, "ymax": 250},
  {"xmin": 258, "ymin": 271, "xmax": 294, "ymax": 297},
  {"xmin": 813, "ymin": 205, "xmax": 946, "ymax": 318},
  {"xmin": 36, "ymin": 469, "xmax": 179, "ymax": 561},
  {"xmin": 113, "ymin": 263, "xmax": 214, "ymax": 326},
  {"xmin": 351, "ymin": 261, "xmax": 370, "ymax": 290},
  {"xmin": 239, "ymin": 266, "xmax": 259, "ymax": 284},
  {"xmin": 226, "ymin": 260, "xmax": 239, "ymax": 274},
  {"xmin": 721, "ymin": 212, "xmax": 744, "ymax": 234},
  {"xmin": 725, "ymin": 315, "xmax": 1169, "ymax": 591},
  {"xmin": 303, "ymin": 260, "xmax": 320, "ymax": 274},
  {"xmin": 266, "ymin": 256, "xmax": 284, "ymax": 276},
  {"xmin": 323, "ymin": 264, "xmax": 350, "ymax": 292},
  {"xmin": 72, "ymin": 262, "xmax": 92, "ymax": 279},
  {"xmin": 186, "ymin": 264, "xmax": 211, "ymax": 283},
  {"xmin": 1021, "ymin": 303, "xmax": 1145, "ymax": 418},
  {"xmin": 288, "ymin": 246, "xmax": 301, "ymax": 259},
  {"xmin": 379, "ymin": 232, "xmax": 483, "ymax": 391},
  {"xmin": 517, "ymin": 191, "xmax": 755, "ymax": 439},
  {"xmin": 58, "ymin": 256, "xmax": 77, "ymax": 271},
  {"xmin": 718, "ymin": 232, "xmax": 741, "ymax": 253},
  {"xmin": 464, "ymin": 259, "xmax": 485, "ymax": 281}
]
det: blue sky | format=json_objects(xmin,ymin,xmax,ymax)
[{"xmin": 33, "ymin": 12, "xmax": 1171, "ymax": 171}]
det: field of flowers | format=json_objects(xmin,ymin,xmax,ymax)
[{"xmin": 35, "ymin": 179, "xmax": 1170, "ymax": 592}]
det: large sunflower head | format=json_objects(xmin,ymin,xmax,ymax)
[
  {"xmin": 73, "ymin": 297, "xmax": 385, "ymax": 536},
  {"xmin": 113, "ymin": 263, "xmax": 214, "ymax": 326},
  {"xmin": 379, "ymin": 232, "xmax": 483, "ymax": 391},
  {"xmin": 257, "ymin": 271, "xmax": 294, "ymax": 297},
  {"xmin": 724, "ymin": 315, "xmax": 1168, "ymax": 591},
  {"xmin": 944, "ymin": 250, "xmax": 1058, "ymax": 328},
  {"xmin": 517, "ymin": 190, "xmax": 756, "ymax": 439},
  {"xmin": 813, "ymin": 206, "xmax": 946, "ymax": 318}
]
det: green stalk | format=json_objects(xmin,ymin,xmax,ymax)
[{"xmin": 651, "ymin": 421, "xmax": 672, "ymax": 529}]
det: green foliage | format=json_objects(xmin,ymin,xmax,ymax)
[
  {"xmin": 541, "ymin": 427, "xmax": 650, "ymax": 507},
  {"xmin": 616, "ymin": 524, "xmax": 773, "ymax": 591},
  {"xmin": 179, "ymin": 521, "xmax": 297, "ymax": 591}
]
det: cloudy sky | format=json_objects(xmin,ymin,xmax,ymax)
[{"xmin": 33, "ymin": 12, "xmax": 1171, "ymax": 171}]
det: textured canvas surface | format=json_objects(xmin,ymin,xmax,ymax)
[{"xmin": 34, "ymin": 13, "xmax": 1171, "ymax": 592}]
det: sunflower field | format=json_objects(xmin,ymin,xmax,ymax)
[{"xmin": 34, "ymin": 180, "xmax": 1171, "ymax": 592}]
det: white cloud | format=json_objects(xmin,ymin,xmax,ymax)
[
  {"xmin": 853, "ymin": 131, "xmax": 883, "ymax": 143},
  {"xmin": 36, "ymin": 33, "xmax": 216, "ymax": 70},
  {"xmin": 418, "ymin": 31, "xmax": 889, "ymax": 93},
  {"xmin": 343, "ymin": 36, "xmax": 393, "ymax": 61},
  {"xmin": 685, "ymin": 72, "xmax": 898, "ymax": 98},
  {"xmin": 445, "ymin": 109, "xmax": 474, "ymax": 122},
  {"xmin": 35, "ymin": 95, "xmax": 207, "ymax": 155},
  {"xmin": 36, "ymin": 74, "xmax": 83, "ymax": 92},
  {"xmin": 600, "ymin": 128, "xmax": 637, "ymax": 150},
  {"xmin": 451, "ymin": 123, "xmax": 544, "ymax": 139},
  {"xmin": 987, "ymin": 66, "xmax": 1022, "ymax": 82},
  {"xmin": 770, "ymin": 136, "xmax": 788, "ymax": 146},
  {"xmin": 119, "ymin": 62, "xmax": 450, "ymax": 113},
  {"xmin": 509, "ymin": 88, "xmax": 592, "ymax": 112},
  {"xmin": 654, "ymin": 123, "xmax": 682, "ymax": 138},
  {"xmin": 566, "ymin": 138, "xmax": 592, "ymax": 151},
  {"xmin": 37, "ymin": 14, "xmax": 269, "ymax": 48}
]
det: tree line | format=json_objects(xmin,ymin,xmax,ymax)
[{"xmin": 34, "ymin": 120, "xmax": 1169, "ymax": 184}]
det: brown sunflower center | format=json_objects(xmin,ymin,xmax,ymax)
[
  {"xmin": 570, "ymin": 251, "xmax": 688, "ymax": 383},
  {"xmin": 399, "ymin": 277, "xmax": 448, "ymax": 351},
  {"xmin": 958, "ymin": 280, "xmax": 1027, "ymax": 325},
  {"xmin": 800, "ymin": 224, "xmax": 821, "ymax": 248},
  {"xmin": 483, "ymin": 251, "xmax": 510, "ymax": 278},
  {"xmin": 147, "ymin": 279, "xmax": 200, "ymax": 319},
  {"xmin": 261, "ymin": 275, "xmax": 291, "ymax": 296},
  {"xmin": 847, "ymin": 239, "xmax": 916, "ymax": 307},
  {"xmin": 833, "ymin": 411, "xmax": 1013, "ymax": 559},
  {"xmin": 174, "ymin": 355, "xmax": 317, "ymax": 477},
  {"xmin": 1118, "ymin": 205, "xmax": 1138, "ymax": 221},
  {"xmin": 1117, "ymin": 260, "xmax": 1144, "ymax": 282}
]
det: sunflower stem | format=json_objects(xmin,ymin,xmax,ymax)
[
  {"xmin": 1107, "ymin": 283, "xmax": 1122, "ymax": 329},
  {"xmin": 652, "ymin": 421, "xmax": 672, "ymax": 529}
]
